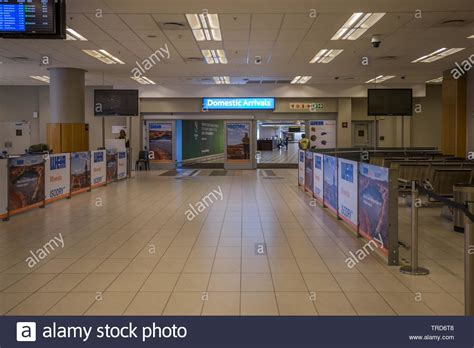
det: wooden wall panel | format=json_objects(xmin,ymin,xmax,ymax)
[{"xmin": 46, "ymin": 123, "xmax": 62, "ymax": 154}]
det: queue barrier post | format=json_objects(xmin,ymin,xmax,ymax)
[
  {"xmin": 464, "ymin": 202, "xmax": 474, "ymax": 316},
  {"xmin": 400, "ymin": 180, "xmax": 430, "ymax": 276}
]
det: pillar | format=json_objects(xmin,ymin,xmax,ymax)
[
  {"xmin": 442, "ymin": 69, "xmax": 467, "ymax": 157},
  {"xmin": 337, "ymin": 98, "xmax": 352, "ymax": 148},
  {"xmin": 47, "ymin": 68, "xmax": 88, "ymax": 152}
]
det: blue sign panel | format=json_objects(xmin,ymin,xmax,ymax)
[
  {"xmin": 50, "ymin": 155, "xmax": 66, "ymax": 171},
  {"xmin": 341, "ymin": 162, "xmax": 354, "ymax": 183},
  {"xmin": 202, "ymin": 98, "xmax": 275, "ymax": 110}
]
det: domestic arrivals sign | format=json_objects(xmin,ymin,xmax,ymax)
[{"xmin": 202, "ymin": 98, "xmax": 275, "ymax": 110}]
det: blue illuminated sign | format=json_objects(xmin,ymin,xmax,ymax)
[{"xmin": 202, "ymin": 98, "xmax": 275, "ymax": 110}]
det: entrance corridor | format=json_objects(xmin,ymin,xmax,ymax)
[{"xmin": 0, "ymin": 170, "xmax": 464, "ymax": 316}]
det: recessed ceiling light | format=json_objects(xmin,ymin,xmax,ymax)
[
  {"xmin": 213, "ymin": 76, "xmax": 230, "ymax": 84},
  {"xmin": 66, "ymin": 27, "xmax": 88, "ymax": 41},
  {"xmin": 412, "ymin": 48, "xmax": 464, "ymax": 63},
  {"xmin": 309, "ymin": 49, "xmax": 343, "ymax": 63},
  {"xmin": 366, "ymin": 75, "xmax": 395, "ymax": 83},
  {"xmin": 331, "ymin": 12, "xmax": 385, "ymax": 40},
  {"xmin": 186, "ymin": 13, "xmax": 222, "ymax": 41},
  {"xmin": 426, "ymin": 77, "xmax": 443, "ymax": 83},
  {"xmin": 131, "ymin": 76, "xmax": 155, "ymax": 85},
  {"xmin": 30, "ymin": 76, "xmax": 50, "ymax": 83},
  {"xmin": 291, "ymin": 76, "xmax": 312, "ymax": 84},
  {"xmin": 201, "ymin": 49, "xmax": 227, "ymax": 64},
  {"xmin": 82, "ymin": 49, "xmax": 125, "ymax": 64}
]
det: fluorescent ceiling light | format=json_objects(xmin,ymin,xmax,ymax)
[
  {"xmin": 366, "ymin": 75, "xmax": 395, "ymax": 83},
  {"xmin": 309, "ymin": 49, "xmax": 343, "ymax": 63},
  {"xmin": 412, "ymin": 48, "xmax": 464, "ymax": 63},
  {"xmin": 186, "ymin": 13, "xmax": 222, "ymax": 41},
  {"xmin": 30, "ymin": 75, "xmax": 50, "ymax": 83},
  {"xmin": 82, "ymin": 49, "xmax": 125, "ymax": 64},
  {"xmin": 426, "ymin": 77, "xmax": 443, "ymax": 83},
  {"xmin": 66, "ymin": 27, "xmax": 88, "ymax": 41},
  {"xmin": 213, "ymin": 76, "xmax": 230, "ymax": 84},
  {"xmin": 131, "ymin": 76, "xmax": 155, "ymax": 85},
  {"xmin": 468, "ymin": 35, "xmax": 474, "ymax": 39},
  {"xmin": 291, "ymin": 76, "xmax": 312, "ymax": 84},
  {"xmin": 331, "ymin": 12, "xmax": 385, "ymax": 40},
  {"xmin": 201, "ymin": 49, "xmax": 227, "ymax": 64}
]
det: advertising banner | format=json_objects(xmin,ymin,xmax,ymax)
[
  {"xmin": 182, "ymin": 120, "xmax": 224, "ymax": 161},
  {"xmin": 358, "ymin": 163, "xmax": 390, "ymax": 250},
  {"xmin": 305, "ymin": 151, "xmax": 313, "ymax": 192},
  {"xmin": 309, "ymin": 120, "xmax": 336, "ymax": 148},
  {"xmin": 298, "ymin": 150, "xmax": 305, "ymax": 186},
  {"xmin": 226, "ymin": 123, "xmax": 251, "ymax": 162},
  {"xmin": 91, "ymin": 150, "xmax": 106, "ymax": 188},
  {"xmin": 0, "ymin": 159, "xmax": 8, "ymax": 219},
  {"xmin": 323, "ymin": 155, "xmax": 338, "ymax": 214},
  {"xmin": 106, "ymin": 150, "xmax": 118, "ymax": 183},
  {"xmin": 45, "ymin": 153, "xmax": 70, "ymax": 204},
  {"xmin": 71, "ymin": 152, "xmax": 91, "ymax": 195},
  {"xmin": 117, "ymin": 151, "xmax": 127, "ymax": 180},
  {"xmin": 8, "ymin": 155, "xmax": 45, "ymax": 214},
  {"xmin": 313, "ymin": 153, "xmax": 324, "ymax": 203},
  {"xmin": 338, "ymin": 158, "xmax": 358, "ymax": 230},
  {"xmin": 148, "ymin": 122, "xmax": 173, "ymax": 163}
]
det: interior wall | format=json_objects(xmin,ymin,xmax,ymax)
[
  {"xmin": 466, "ymin": 71, "xmax": 474, "ymax": 153},
  {"xmin": 411, "ymin": 84, "xmax": 442, "ymax": 148}
]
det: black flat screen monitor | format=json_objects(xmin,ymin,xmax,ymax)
[
  {"xmin": 0, "ymin": 0, "xmax": 66, "ymax": 39},
  {"xmin": 368, "ymin": 88, "xmax": 413, "ymax": 116},
  {"xmin": 94, "ymin": 90, "xmax": 139, "ymax": 116}
]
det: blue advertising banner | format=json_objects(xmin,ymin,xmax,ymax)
[
  {"xmin": 45, "ymin": 154, "xmax": 70, "ymax": 203},
  {"xmin": 313, "ymin": 153, "xmax": 324, "ymax": 202},
  {"xmin": 323, "ymin": 155, "xmax": 338, "ymax": 213},
  {"xmin": 304, "ymin": 151, "xmax": 313, "ymax": 192},
  {"xmin": 3, "ymin": 316, "xmax": 473, "ymax": 347},
  {"xmin": 358, "ymin": 162, "xmax": 390, "ymax": 251},
  {"xmin": 203, "ymin": 97, "xmax": 275, "ymax": 110},
  {"xmin": 298, "ymin": 150, "xmax": 305, "ymax": 186},
  {"xmin": 338, "ymin": 158, "xmax": 358, "ymax": 229},
  {"xmin": 91, "ymin": 150, "xmax": 106, "ymax": 188}
]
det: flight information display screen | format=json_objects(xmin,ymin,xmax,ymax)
[{"xmin": 0, "ymin": 0, "xmax": 65, "ymax": 38}]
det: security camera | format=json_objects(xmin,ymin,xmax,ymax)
[
  {"xmin": 371, "ymin": 34, "xmax": 382, "ymax": 48},
  {"xmin": 254, "ymin": 56, "xmax": 262, "ymax": 64}
]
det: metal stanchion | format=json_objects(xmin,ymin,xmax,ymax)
[
  {"xmin": 464, "ymin": 202, "xmax": 474, "ymax": 315},
  {"xmin": 400, "ymin": 181, "xmax": 430, "ymax": 275}
]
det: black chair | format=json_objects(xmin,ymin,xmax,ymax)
[{"xmin": 135, "ymin": 151, "xmax": 150, "ymax": 171}]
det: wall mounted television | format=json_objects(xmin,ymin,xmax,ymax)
[
  {"xmin": 0, "ymin": 0, "xmax": 66, "ymax": 39},
  {"xmin": 94, "ymin": 90, "xmax": 139, "ymax": 117},
  {"xmin": 367, "ymin": 88, "xmax": 413, "ymax": 116}
]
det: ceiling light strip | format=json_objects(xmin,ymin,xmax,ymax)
[{"xmin": 331, "ymin": 12, "xmax": 385, "ymax": 41}]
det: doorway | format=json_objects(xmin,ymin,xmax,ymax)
[{"xmin": 352, "ymin": 121, "xmax": 375, "ymax": 148}]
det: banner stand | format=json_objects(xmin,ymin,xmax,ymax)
[
  {"xmin": 387, "ymin": 167, "xmax": 400, "ymax": 266},
  {"xmin": 39, "ymin": 156, "xmax": 46, "ymax": 209},
  {"xmin": 67, "ymin": 153, "xmax": 72, "ymax": 200},
  {"xmin": 3, "ymin": 160, "xmax": 10, "ymax": 222}
]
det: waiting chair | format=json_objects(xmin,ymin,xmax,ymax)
[{"xmin": 135, "ymin": 150, "xmax": 150, "ymax": 171}]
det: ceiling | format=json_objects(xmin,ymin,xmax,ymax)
[{"xmin": 0, "ymin": 0, "xmax": 473, "ymax": 88}]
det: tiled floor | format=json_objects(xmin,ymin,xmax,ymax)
[
  {"xmin": 257, "ymin": 143, "xmax": 299, "ymax": 164},
  {"xmin": 0, "ymin": 169, "xmax": 465, "ymax": 316}
]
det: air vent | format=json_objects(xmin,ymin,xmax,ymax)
[
  {"xmin": 8, "ymin": 56, "xmax": 31, "ymax": 62},
  {"xmin": 158, "ymin": 21, "xmax": 189, "ymax": 30},
  {"xmin": 184, "ymin": 57, "xmax": 203, "ymax": 63},
  {"xmin": 377, "ymin": 56, "xmax": 398, "ymax": 61},
  {"xmin": 434, "ymin": 19, "xmax": 469, "ymax": 27}
]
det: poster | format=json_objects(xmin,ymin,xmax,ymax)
[
  {"xmin": 358, "ymin": 163, "xmax": 390, "ymax": 250},
  {"xmin": 305, "ymin": 151, "xmax": 313, "ymax": 192},
  {"xmin": 149, "ymin": 122, "xmax": 173, "ymax": 163},
  {"xmin": 226, "ymin": 123, "xmax": 251, "ymax": 162},
  {"xmin": 338, "ymin": 158, "xmax": 358, "ymax": 230},
  {"xmin": 71, "ymin": 152, "xmax": 91, "ymax": 194},
  {"xmin": 323, "ymin": 155, "xmax": 338, "ymax": 214},
  {"xmin": 0, "ymin": 159, "xmax": 8, "ymax": 219},
  {"xmin": 298, "ymin": 150, "xmax": 305, "ymax": 186},
  {"xmin": 106, "ymin": 150, "xmax": 118, "ymax": 183},
  {"xmin": 313, "ymin": 153, "xmax": 324, "ymax": 203},
  {"xmin": 91, "ymin": 150, "xmax": 106, "ymax": 188},
  {"xmin": 309, "ymin": 120, "xmax": 336, "ymax": 148},
  {"xmin": 182, "ymin": 120, "xmax": 224, "ymax": 161},
  {"xmin": 45, "ymin": 153, "xmax": 70, "ymax": 204},
  {"xmin": 8, "ymin": 155, "xmax": 45, "ymax": 213},
  {"xmin": 117, "ymin": 151, "xmax": 127, "ymax": 180}
]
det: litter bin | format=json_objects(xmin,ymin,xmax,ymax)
[{"xmin": 453, "ymin": 184, "xmax": 474, "ymax": 232}]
